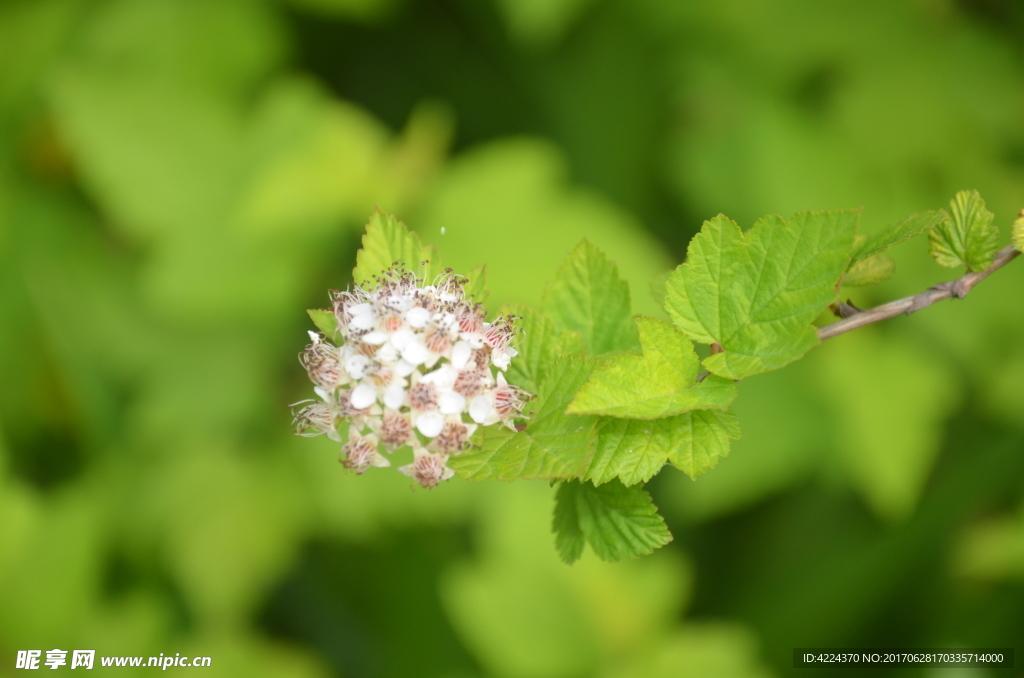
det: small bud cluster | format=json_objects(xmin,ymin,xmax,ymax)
[{"xmin": 292, "ymin": 266, "xmax": 532, "ymax": 488}]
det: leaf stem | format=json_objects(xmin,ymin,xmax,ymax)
[{"xmin": 818, "ymin": 245, "xmax": 1020, "ymax": 341}]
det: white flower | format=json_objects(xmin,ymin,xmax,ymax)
[
  {"xmin": 341, "ymin": 432, "xmax": 390, "ymax": 473},
  {"xmin": 398, "ymin": 448, "xmax": 455, "ymax": 488},
  {"xmin": 401, "ymin": 340, "xmax": 429, "ymax": 366},
  {"xmin": 383, "ymin": 382, "xmax": 406, "ymax": 410},
  {"xmin": 394, "ymin": 359, "xmax": 417, "ymax": 377},
  {"xmin": 350, "ymin": 383, "xmax": 377, "ymax": 409},
  {"xmin": 406, "ymin": 306, "xmax": 431, "ymax": 328},
  {"xmin": 376, "ymin": 343, "xmax": 399, "ymax": 363},
  {"xmin": 294, "ymin": 263, "xmax": 533, "ymax": 487},
  {"xmin": 362, "ymin": 331, "xmax": 389, "ymax": 345},
  {"xmin": 438, "ymin": 392, "xmax": 466, "ymax": 414},
  {"xmin": 415, "ymin": 411, "xmax": 445, "ymax": 438},
  {"xmin": 390, "ymin": 328, "xmax": 416, "ymax": 351},
  {"xmin": 344, "ymin": 353, "xmax": 370, "ymax": 380},
  {"xmin": 420, "ymin": 364, "xmax": 457, "ymax": 390},
  {"xmin": 291, "ymin": 399, "xmax": 341, "ymax": 441},
  {"xmin": 348, "ymin": 303, "xmax": 375, "ymax": 330},
  {"xmin": 491, "ymin": 349, "xmax": 513, "ymax": 371},
  {"xmin": 450, "ymin": 341, "xmax": 472, "ymax": 370},
  {"xmin": 469, "ymin": 393, "xmax": 495, "ymax": 425}
]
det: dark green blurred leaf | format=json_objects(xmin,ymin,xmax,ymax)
[{"xmin": 818, "ymin": 330, "xmax": 959, "ymax": 520}]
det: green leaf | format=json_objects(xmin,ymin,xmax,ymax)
[
  {"xmin": 929, "ymin": 190, "xmax": 1000, "ymax": 271},
  {"xmin": 543, "ymin": 240, "xmax": 637, "ymax": 355},
  {"xmin": 850, "ymin": 210, "xmax": 948, "ymax": 264},
  {"xmin": 568, "ymin": 317, "xmax": 737, "ymax": 418},
  {"xmin": 353, "ymin": 209, "xmax": 440, "ymax": 285},
  {"xmin": 1013, "ymin": 211, "xmax": 1024, "ymax": 254},
  {"xmin": 819, "ymin": 330, "xmax": 958, "ymax": 521},
  {"xmin": 449, "ymin": 357, "xmax": 598, "ymax": 481},
  {"xmin": 842, "ymin": 252, "xmax": 896, "ymax": 287},
  {"xmin": 306, "ymin": 308, "xmax": 339, "ymax": 341},
  {"xmin": 666, "ymin": 410, "xmax": 741, "ymax": 480},
  {"xmin": 502, "ymin": 304, "xmax": 584, "ymax": 394},
  {"xmin": 552, "ymin": 329, "xmax": 586, "ymax": 356},
  {"xmin": 665, "ymin": 210, "xmax": 859, "ymax": 380},
  {"xmin": 553, "ymin": 479, "xmax": 672, "ymax": 564},
  {"xmin": 464, "ymin": 264, "xmax": 489, "ymax": 304},
  {"xmin": 552, "ymin": 483, "xmax": 585, "ymax": 564},
  {"xmin": 586, "ymin": 409, "xmax": 740, "ymax": 486}
]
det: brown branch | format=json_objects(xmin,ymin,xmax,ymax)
[{"xmin": 818, "ymin": 245, "xmax": 1020, "ymax": 341}]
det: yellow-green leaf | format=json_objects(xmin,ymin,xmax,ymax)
[
  {"xmin": 543, "ymin": 240, "xmax": 637, "ymax": 356},
  {"xmin": 850, "ymin": 210, "xmax": 948, "ymax": 265},
  {"xmin": 503, "ymin": 304, "xmax": 584, "ymax": 394},
  {"xmin": 449, "ymin": 357, "xmax": 598, "ymax": 481},
  {"xmin": 842, "ymin": 253, "xmax": 896, "ymax": 287},
  {"xmin": 568, "ymin": 317, "xmax": 737, "ymax": 419},
  {"xmin": 353, "ymin": 208, "xmax": 440, "ymax": 284},
  {"xmin": 306, "ymin": 308, "xmax": 339, "ymax": 340},
  {"xmin": 929, "ymin": 190, "xmax": 1000, "ymax": 271}
]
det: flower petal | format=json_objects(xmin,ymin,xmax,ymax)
[
  {"xmin": 469, "ymin": 394, "xmax": 493, "ymax": 424},
  {"xmin": 438, "ymin": 391, "xmax": 466, "ymax": 414},
  {"xmin": 351, "ymin": 383, "xmax": 378, "ymax": 409},
  {"xmin": 415, "ymin": 411, "xmax": 445, "ymax": 437}
]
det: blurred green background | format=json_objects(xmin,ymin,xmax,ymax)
[{"xmin": 1, "ymin": 0, "xmax": 1023, "ymax": 676}]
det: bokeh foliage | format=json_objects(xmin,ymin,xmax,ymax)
[{"xmin": 1, "ymin": 0, "xmax": 1023, "ymax": 676}]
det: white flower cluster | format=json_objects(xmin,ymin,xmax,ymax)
[{"xmin": 292, "ymin": 266, "xmax": 532, "ymax": 488}]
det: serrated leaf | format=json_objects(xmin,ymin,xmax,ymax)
[
  {"xmin": 551, "ymin": 328, "xmax": 585, "ymax": 356},
  {"xmin": 464, "ymin": 263, "xmax": 489, "ymax": 304},
  {"xmin": 665, "ymin": 209, "xmax": 859, "ymax": 380},
  {"xmin": 842, "ymin": 253, "xmax": 896, "ymax": 287},
  {"xmin": 503, "ymin": 304, "xmax": 583, "ymax": 393},
  {"xmin": 1013, "ymin": 211, "xmax": 1024, "ymax": 254},
  {"xmin": 552, "ymin": 483, "xmax": 585, "ymax": 564},
  {"xmin": 449, "ymin": 357, "xmax": 598, "ymax": 481},
  {"xmin": 666, "ymin": 409, "xmax": 741, "ymax": 480},
  {"xmin": 307, "ymin": 308, "xmax": 339, "ymax": 340},
  {"xmin": 353, "ymin": 208, "xmax": 440, "ymax": 284},
  {"xmin": 929, "ymin": 190, "xmax": 1000, "ymax": 271},
  {"xmin": 553, "ymin": 479, "xmax": 672, "ymax": 564},
  {"xmin": 585, "ymin": 409, "xmax": 740, "ymax": 486},
  {"xmin": 543, "ymin": 240, "xmax": 637, "ymax": 355},
  {"xmin": 850, "ymin": 210, "xmax": 948, "ymax": 264},
  {"xmin": 568, "ymin": 317, "xmax": 737, "ymax": 418}
]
